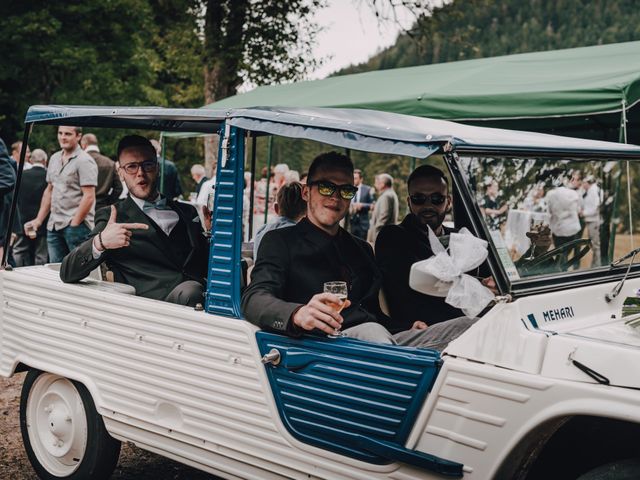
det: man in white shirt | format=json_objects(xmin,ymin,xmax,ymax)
[
  {"xmin": 545, "ymin": 176, "xmax": 582, "ymax": 248},
  {"xmin": 25, "ymin": 126, "xmax": 98, "ymax": 263},
  {"xmin": 581, "ymin": 176, "xmax": 602, "ymax": 266},
  {"xmin": 60, "ymin": 135, "xmax": 211, "ymax": 307}
]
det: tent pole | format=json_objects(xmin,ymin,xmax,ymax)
[
  {"xmin": 249, "ymin": 134, "xmax": 257, "ymax": 240},
  {"xmin": 264, "ymin": 136, "xmax": 273, "ymax": 225},
  {"xmin": 619, "ymin": 98, "xmax": 634, "ymax": 249},
  {"xmin": 159, "ymin": 133, "xmax": 166, "ymax": 195}
]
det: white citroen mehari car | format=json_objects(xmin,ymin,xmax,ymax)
[{"xmin": 2, "ymin": 105, "xmax": 640, "ymax": 480}]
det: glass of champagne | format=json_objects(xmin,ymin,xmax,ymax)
[{"xmin": 323, "ymin": 281, "xmax": 348, "ymax": 337}]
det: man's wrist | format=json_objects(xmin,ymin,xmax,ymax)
[{"xmin": 93, "ymin": 233, "xmax": 106, "ymax": 252}]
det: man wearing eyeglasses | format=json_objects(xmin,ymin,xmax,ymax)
[
  {"xmin": 60, "ymin": 135, "xmax": 210, "ymax": 307},
  {"xmin": 376, "ymin": 165, "xmax": 479, "ymax": 331},
  {"xmin": 242, "ymin": 153, "xmax": 475, "ymax": 350}
]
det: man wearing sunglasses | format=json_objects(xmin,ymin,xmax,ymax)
[
  {"xmin": 60, "ymin": 135, "xmax": 210, "ymax": 307},
  {"xmin": 376, "ymin": 165, "xmax": 472, "ymax": 331},
  {"xmin": 242, "ymin": 153, "xmax": 475, "ymax": 351}
]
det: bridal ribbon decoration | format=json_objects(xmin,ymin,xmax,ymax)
[{"xmin": 419, "ymin": 226, "xmax": 495, "ymax": 317}]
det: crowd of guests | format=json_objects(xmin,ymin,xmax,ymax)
[
  {"xmin": 0, "ymin": 127, "xmax": 189, "ymax": 269},
  {"xmin": 481, "ymin": 169, "xmax": 602, "ymax": 268}
]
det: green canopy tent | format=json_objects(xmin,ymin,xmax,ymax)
[{"xmin": 204, "ymin": 41, "xmax": 640, "ymax": 143}]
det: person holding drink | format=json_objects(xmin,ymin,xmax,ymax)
[{"xmin": 242, "ymin": 151, "xmax": 476, "ymax": 350}]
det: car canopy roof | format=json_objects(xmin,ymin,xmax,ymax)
[{"xmin": 25, "ymin": 105, "xmax": 640, "ymax": 158}]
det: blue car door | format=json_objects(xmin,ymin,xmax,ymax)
[{"xmin": 256, "ymin": 333, "xmax": 463, "ymax": 477}]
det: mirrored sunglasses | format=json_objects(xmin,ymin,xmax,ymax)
[
  {"xmin": 308, "ymin": 180, "xmax": 358, "ymax": 200},
  {"xmin": 409, "ymin": 193, "xmax": 447, "ymax": 206}
]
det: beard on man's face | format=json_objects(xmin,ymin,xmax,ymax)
[{"xmin": 414, "ymin": 207, "xmax": 446, "ymax": 231}]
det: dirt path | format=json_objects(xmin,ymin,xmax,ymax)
[{"xmin": 0, "ymin": 373, "xmax": 217, "ymax": 479}]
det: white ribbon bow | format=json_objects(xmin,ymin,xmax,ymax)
[{"xmin": 421, "ymin": 226, "xmax": 495, "ymax": 317}]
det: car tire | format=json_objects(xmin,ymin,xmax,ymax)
[
  {"xmin": 20, "ymin": 369, "xmax": 121, "ymax": 480},
  {"xmin": 577, "ymin": 458, "xmax": 640, "ymax": 480}
]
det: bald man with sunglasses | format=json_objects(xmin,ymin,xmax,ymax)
[
  {"xmin": 376, "ymin": 165, "xmax": 490, "ymax": 332},
  {"xmin": 242, "ymin": 153, "xmax": 475, "ymax": 351}
]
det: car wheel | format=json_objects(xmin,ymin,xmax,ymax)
[
  {"xmin": 20, "ymin": 369, "xmax": 121, "ymax": 480},
  {"xmin": 577, "ymin": 458, "xmax": 640, "ymax": 480}
]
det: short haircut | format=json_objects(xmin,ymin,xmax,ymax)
[
  {"xmin": 117, "ymin": 135, "xmax": 156, "ymax": 161},
  {"xmin": 31, "ymin": 149, "xmax": 48, "ymax": 165},
  {"xmin": 59, "ymin": 126, "xmax": 82, "ymax": 134},
  {"xmin": 11, "ymin": 141, "xmax": 22, "ymax": 153},
  {"xmin": 307, "ymin": 151, "xmax": 354, "ymax": 183},
  {"xmin": 82, "ymin": 133, "xmax": 98, "ymax": 146},
  {"xmin": 376, "ymin": 173, "xmax": 393, "ymax": 187},
  {"xmin": 276, "ymin": 181, "xmax": 306, "ymax": 220},
  {"xmin": 407, "ymin": 164, "xmax": 449, "ymax": 191},
  {"xmin": 354, "ymin": 169, "xmax": 363, "ymax": 178},
  {"xmin": 191, "ymin": 164, "xmax": 206, "ymax": 176}
]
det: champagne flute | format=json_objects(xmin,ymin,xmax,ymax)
[{"xmin": 323, "ymin": 281, "xmax": 348, "ymax": 337}]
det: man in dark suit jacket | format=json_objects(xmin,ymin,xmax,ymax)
[
  {"xmin": 348, "ymin": 169, "xmax": 374, "ymax": 240},
  {"xmin": 61, "ymin": 135, "xmax": 209, "ymax": 307},
  {"xmin": 14, "ymin": 149, "xmax": 48, "ymax": 266},
  {"xmin": 0, "ymin": 138, "xmax": 17, "ymax": 262},
  {"xmin": 81, "ymin": 133, "xmax": 123, "ymax": 211},
  {"xmin": 376, "ymin": 165, "xmax": 494, "ymax": 331},
  {"xmin": 242, "ymin": 152, "xmax": 475, "ymax": 351}
]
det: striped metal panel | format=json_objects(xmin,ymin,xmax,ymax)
[
  {"xmin": 206, "ymin": 124, "xmax": 244, "ymax": 317},
  {"xmin": 256, "ymin": 332, "xmax": 441, "ymax": 464}
]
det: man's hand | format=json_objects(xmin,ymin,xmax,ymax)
[
  {"xmin": 481, "ymin": 276, "xmax": 499, "ymax": 294},
  {"xmin": 24, "ymin": 219, "xmax": 41, "ymax": 235},
  {"xmin": 202, "ymin": 205, "xmax": 212, "ymax": 232},
  {"xmin": 95, "ymin": 206, "xmax": 148, "ymax": 251},
  {"xmin": 412, "ymin": 320, "xmax": 428, "ymax": 330},
  {"xmin": 292, "ymin": 293, "xmax": 351, "ymax": 335}
]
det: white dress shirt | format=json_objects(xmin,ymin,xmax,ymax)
[{"xmin": 546, "ymin": 186, "xmax": 581, "ymax": 237}]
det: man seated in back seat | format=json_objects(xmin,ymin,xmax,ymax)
[
  {"xmin": 60, "ymin": 135, "xmax": 210, "ymax": 307},
  {"xmin": 241, "ymin": 152, "xmax": 475, "ymax": 351},
  {"xmin": 376, "ymin": 165, "xmax": 474, "ymax": 330}
]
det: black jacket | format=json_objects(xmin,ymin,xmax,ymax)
[
  {"xmin": 241, "ymin": 217, "xmax": 390, "ymax": 335},
  {"xmin": 16, "ymin": 165, "xmax": 47, "ymax": 234},
  {"xmin": 60, "ymin": 196, "xmax": 209, "ymax": 301},
  {"xmin": 376, "ymin": 214, "xmax": 464, "ymax": 331},
  {"xmin": 0, "ymin": 139, "xmax": 16, "ymax": 247}
]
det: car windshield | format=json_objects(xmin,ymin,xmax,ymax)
[{"xmin": 459, "ymin": 155, "xmax": 639, "ymax": 281}]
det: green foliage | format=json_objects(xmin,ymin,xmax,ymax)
[
  {"xmin": 202, "ymin": 0, "xmax": 324, "ymax": 102},
  {"xmin": 339, "ymin": 0, "xmax": 640, "ymax": 75},
  {"xmin": 0, "ymin": 1, "xmax": 159, "ymax": 145}
]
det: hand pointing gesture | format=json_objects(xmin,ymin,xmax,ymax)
[{"xmin": 94, "ymin": 206, "xmax": 148, "ymax": 252}]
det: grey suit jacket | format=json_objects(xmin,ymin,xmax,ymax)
[{"xmin": 367, "ymin": 188, "xmax": 399, "ymax": 242}]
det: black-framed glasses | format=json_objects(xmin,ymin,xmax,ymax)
[
  {"xmin": 308, "ymin": 180, "xmax": 358, "ymax": 200},
  {"xmin": 120, "ymin": 160, "xmax": 157, "ymax": 175},
  {"xmin": 409, "ymin": 193, "xmax": 447, "ymax": 206}
]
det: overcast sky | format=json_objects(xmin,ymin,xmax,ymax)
[{"xmin": 308, "ymin": 1, "xmax": 416, "ymax": 79}]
